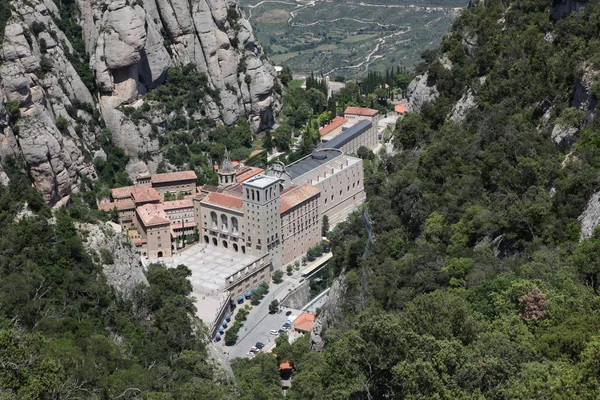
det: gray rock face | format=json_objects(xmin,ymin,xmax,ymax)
[
  {"xmin": 579, "ymin": 192, "xmax": 600, "ymax": 240},
  {"xmin": 572, "ymin": 65, "xmax": 599, "ymax": 112},
  {"xmin": 310, "ymin": 273, "xmax": 346, "ymax": 352},
  {"xmin": 551, "ymin": 124, "xmax": 578, "ymax": 147},
  {"xmin": 77, "ymin": 222, "xmax": 148, "ymax": 296},
  {"xmin": 0, "ymin": 10, "xmax": 97, "ymax": 203},
  {"xmin": 82, "ymin": 0, "xmax": 280, "ymax": 158},
  {"xmin": 1, "ymin": 0, "xmax": 280, "ymax": 201},
  {"xmin": 406, "ymin": 73, "xmax": 439, "ymax": 114},
  {"xmin": 450, "ymin": 89, "xmax": 476, "ymax": 123}
]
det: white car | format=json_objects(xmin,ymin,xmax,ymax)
[{"xmin": 270, "ymin": 329, "xmax": 279, "ymax": 335}]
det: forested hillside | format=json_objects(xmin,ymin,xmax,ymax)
[
  {"xmin": 236, "ymin": 0, "xmax": 600, "ymax": 398},
  {"xmin": 0, "ymin": 163, "xmax": 234, "ymax": 398}
]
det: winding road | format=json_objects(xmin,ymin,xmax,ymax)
[{"xmin": 244, "ymin": 0, "xmax": 457, "ymax": 74}]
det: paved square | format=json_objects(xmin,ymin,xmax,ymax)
[{"xmin": 169, "ymin": 243, "xmax": 260, "ymax": 326}]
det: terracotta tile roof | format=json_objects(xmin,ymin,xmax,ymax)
[
  {"xmin": 293, "ymin": 312, "xmax": 316, "ymax": 332},
  {"xmin": 236, "ymin": 167, "xmax": 264, "ymax": 183},
  {"xmin": 279, "ymin": 361, "xmax": 293, "ymax": 371},
  {"xmin": 395, "ymin": 104, "xmax": 406, "ymax": 114},
  {"xmin": 133, "ymin": 238, "xmax": 147, "ymax": 246},
  {"xmin": 111, "ymin": 185, "xmax": 134, "ymax": 199},
  {"xmin": 162, "ymin": 199, "xmax": 193, "ymax": 210},
  {"xmin": 202, "ymin": 192, "xmax": 244, "ymax": 211},
  {"xmin": 319, "ymin": 116, "xmax": 348, "ymax": 137},
  {"xmin": 98, "ymin": 199, "xmax": 136, "ymax": 212},
  {"xmin": 151, "ymin": 170, "xmax": 197, "ymax": 184},
  {"xmin": 280, "ymin": 184, "xmax": 320, "ymax": 214},
  {"xmin": 344, "ymin": 106, "xmax": 379, "ymax": 117},
  {"xmin": 136, "ymin": 203, "xmax": 170, "ymax": 226},
  {"xmin": 131, "ymin": 187, "xmax": 161, "ymax": 204}
]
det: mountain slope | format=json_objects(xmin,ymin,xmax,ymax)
[
  {"xmin": 236, "ymin": 0, "xmax": 600, "ymax": 398},
  {"xmin": 0, "ymin": 0, "xmax": 280, "ymax": 203}
]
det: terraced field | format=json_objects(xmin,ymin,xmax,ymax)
[{"xmin": 239, "ymin": 0, "xmax": 464, "ymax": 76}]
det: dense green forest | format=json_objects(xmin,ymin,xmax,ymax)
[
  {"xmin": 234, "ymin": 0, "xmax": 600, "ymax": 398},
  {"xmin": 0, "ymin": 163, "xmax": 234, "ymax": 398}
]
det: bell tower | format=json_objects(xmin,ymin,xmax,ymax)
[{"xmin": 218, "ymin": 150, "xmax": 237, "ymax": 186}]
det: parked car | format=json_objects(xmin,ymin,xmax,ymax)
[
  {"xmin": 278, "ymin": 329, "xmax": 286, "ymax": 334},
  {"xmin": 250, "ymin": 347, "xmax": 258, "ymax": 352},
  {"xmin": 283, "ymin": 322, "xmax": 291, "ymax": 328},
  {"xmin": 270, "ymin": 329, "xmax": 279, "ymax": 335},
  {"xmin": 255, "ymin": 342, "xmax": 265, "ymax": 349},
  {"xmin": 246, "ymin": 352, "xmax": 255, "ymax": 357},
  {"xmin": 286, "ymin": 311, "xmax": 292, "ymax": 316}
]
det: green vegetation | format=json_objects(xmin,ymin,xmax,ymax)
[
  {"xmin": 271, "ymin": 270, "xmax": 284, "ymax": 284},
  {"xmin": 268, "ymin": 299, "xmax": 279, "ymax": 314},
  {"xmin": 240, "ymin": 0, "xmax": 461, "ymax": 76},
  {"xmin": 126, "ymin": 64, "xmax": 263, "ymax": 182},
  {"xmin": 53, "ymin": 0, "xmax": 95, "ymax": 92},
  {"xmin": 0, "ymin": 165, "xmax": 232, "ymax": 398},
  {"xmin": 235, "ymin": 0, "xmax": 600, "ymax": 397}
]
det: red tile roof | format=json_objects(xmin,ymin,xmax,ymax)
[
  {"xmin": 395, "ymin": 104, "xmax": 406, "ymax": 114},
  {"xmin": 151, "ymin": 170, "xmax": 197, "ymax": 184},
  {"xmin": 293, "ymin": 312, "xmax": 316, "ymax": 332},
  {"xmin": 162, "ymin": 199, "xmax": 193, "ymax": 210},
  {"xmin": 136, "ymin": 203, "xmax": 170, "ymax": 226},
  {"xmin": 280, "ymin": 184, "xmax": 320, "ymax": 214},
  {"xmin": 131, "ymin": 187, "xmax": 161, "ymax": 204},
  {"xmin": 111, "ymin": 185, "xmax": 134, "ymax": 199},
  {"xmin": 202, "ymin": 192, "xmax": 244, "ymax": 211},
  {"xmin": 279, "ymin": 361, "xmax": 293, "ymax": 371},
  {"xmin": 319, "ymin": 116, "xmax": 348, "ymax": 137},
  {"xmin": 98, "ymin": 199, "xmax": 136, "ymax": 212},
  {"xmin": 236, "ymin": 167, "xmax": 264, "ymax": 183},
  {"xmin": 344, "ymin": 106, "xmax": 379, "ymax": 117}
]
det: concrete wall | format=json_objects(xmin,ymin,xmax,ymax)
[{"xmin": 280, "ymin": 280, "xmax": 311, "ymax": 309}]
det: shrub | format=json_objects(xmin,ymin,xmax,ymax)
[
  {"xmin": 56, "ymin": 115, "xmax": 69, "ymax": 131},
  {"xmin": 31, "ymin": 21, "xmax": 45, "ymax": 35},
  {"xmin": 99, "ymin": 248, "xmax": 114, "ymax": 265},
  {"xmin": 272, "ymin": 270, "xmax": 283, "ymax": 284}
]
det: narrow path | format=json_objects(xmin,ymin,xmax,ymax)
[{"xmin": 322, "ymin": 28, "xmax": 410, "ymax": 76}]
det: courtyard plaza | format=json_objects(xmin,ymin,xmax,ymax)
[{"xmin": 158, "ymin": 242, "xmax": 261, "ymax": 328}]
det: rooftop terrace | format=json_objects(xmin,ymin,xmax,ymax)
[{"xmin": 287, "ymin": 148, "xmax": 344, "ymax": 180}]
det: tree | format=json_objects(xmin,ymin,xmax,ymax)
[
  {"xmin": 286, "ymin": 265, "xmax": 293, "ymax": 276},
  {"xmin": 259, "ymin": 282, "xmax": 269, "ymax": 294},
  {"xmin": 263, "ymin": 131, "xmax": 274, "ymax": 153},
  {"xmin": 272, "ymin": 270, "xmax": 284, "ymax": 284},
  {"xmin": 269, "ymin": 300, "xmax": 279, "ymax": 314},
  {"xmin": 322, "ymin": 215, "xmax": 329, "ymax": 237},
  {"xmin": 251, "ymin": 290, "xmax": 262, "ymax": 303},
  {"xmin": 225, "ymin": 328, "xmax": 238, "ymax": 345}
]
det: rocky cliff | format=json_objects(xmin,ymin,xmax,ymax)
[
  {"xmin": 0, "ymin": 0, "xmax": 280, "ymax": 204},
  {"xmin": 76, "ymin": 221, "xmax": 148, "ymax": 295}
]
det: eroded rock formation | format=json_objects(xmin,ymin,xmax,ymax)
[{"xmin": 0, "ymin": 0, "xmax": 280, "ymax": 204}]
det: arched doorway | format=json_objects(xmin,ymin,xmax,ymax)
[
  {"xmin": 204, "ymin": 235, "xmax": 209, "ymax": 244},
  {"xmin": 222, "ymin": 240, "xmax": 228, "ymax": 249},
  {"xmin": 157, "ymin": 251, "xmax": 163, "ymax": 258},
  {"xmin": 212, "ymin": 238, "xmax": 218, "ymax": 246},
  {"xmin": 241, "ymin": 245, "xmax": 246, "ymax": 254},
  {"xmin": 233, "ymin": 243, "xmax": 238, "ymax": 252}
]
